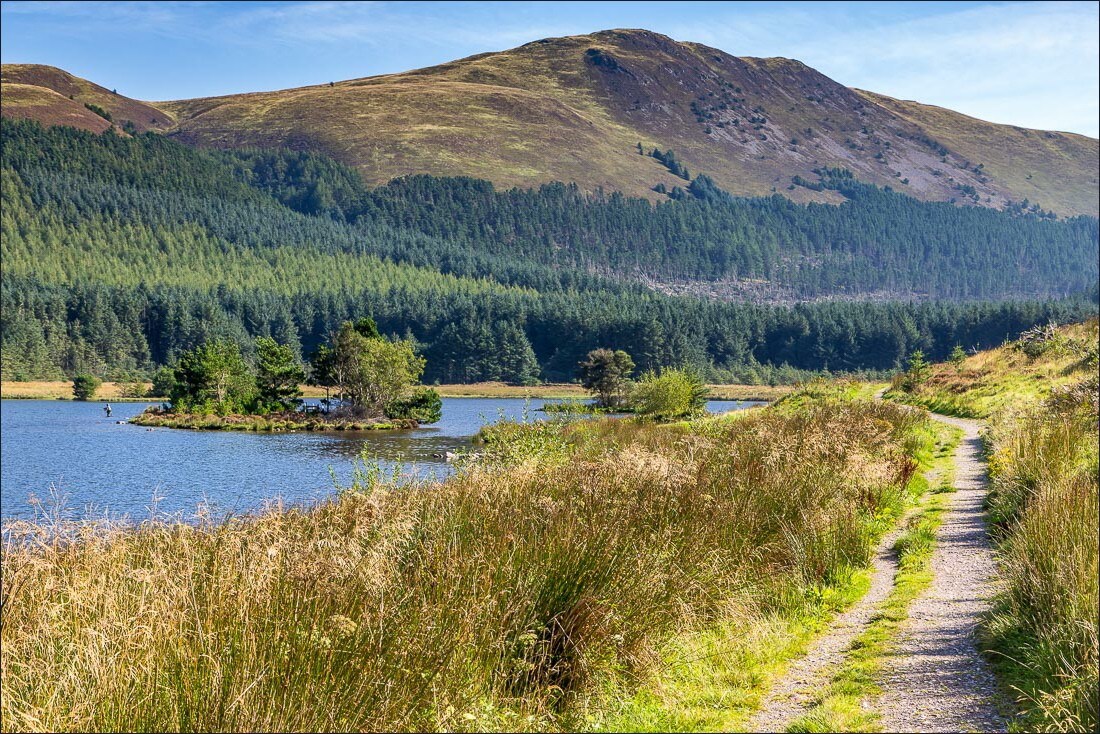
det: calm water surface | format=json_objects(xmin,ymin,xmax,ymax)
[{"xmin": 0, "ymin": 398, "xmax": 759, "ymax": 522}]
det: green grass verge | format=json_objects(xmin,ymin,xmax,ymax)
[
  {"xmin": 583, "ymin": 570, "xmax": 872, "ymax": 732},
  {"xmin": 576, "ymin": 415, "xmax": 954, "ymax": 733},
  {"xmin": 784, "ymin": 424, "xmax": 961, "ymax": 733}
]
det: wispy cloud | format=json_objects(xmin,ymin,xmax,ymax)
[
  {"xmin": 665, "ymin": 1, "xmax": 1099, "ymax": 135},
  {"xmin": 217, "ymin": 1, "xmax": 576, "ymax": 51}
]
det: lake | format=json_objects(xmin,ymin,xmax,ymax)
[{"xmin": 0, "ymin": 398, "xmax": 760, "ymax": 523}]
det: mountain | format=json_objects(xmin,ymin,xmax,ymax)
[
  {"xmin": 1, "ymin": 64, "xmax": 174, "ymax": 133},
  {"xmin": 2, "ymin": 30, "xmax": 1097, "ymax": 216}
]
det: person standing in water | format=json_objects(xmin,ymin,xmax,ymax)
[{"xmin": 104, "ymin": 402, "xmax": 112, "ymax": 417}]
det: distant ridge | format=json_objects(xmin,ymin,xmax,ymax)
[{"xmin": 3, "ymin": 29, "xmax": 1097, "ymax": 216}]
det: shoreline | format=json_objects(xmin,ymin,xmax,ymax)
[
  {"xmin": 1, "ymin": 380, "xmax": 793, "ymax": 402},
  {"xmin": 128, "ymin": 410, "xmax": 418, "ymax": 432}
]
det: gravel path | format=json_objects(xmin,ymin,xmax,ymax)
[
  {"xmin": 875, "ymin": 414, "xmax": 1006, "ymax": 733},
  {"xmin": 744, "ymin": 506, "xmax": 918, "ymax": 732}
]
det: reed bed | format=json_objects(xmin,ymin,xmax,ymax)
[
  {"xmin": 985, "ymin": 395, "xmax": 1099, "ymax": 732},
  {"xmin": 1, "ymin": 398, "xmax": 931, "ymax": 732}
]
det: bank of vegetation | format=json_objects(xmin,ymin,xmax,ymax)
[
  {"xmin": 884, "ymin": 319, "xmax": 1099, "ymax": 418},
  {"xmin": 130, "ymin": 318, "xmax": 441, "ymax": 431},
  {"xmin": 890, "ymin": 319, "xmax": 1099, "ymax": 731},
  {"xmin": 1, "ymin": 387, "xmax": 940, "ymax": 731},
  {"xmin": 542, "ymin": 349, "xmax": 709, "ymax": 420},
  {"xmin": 2, "ymin": 118, "xmax": 1096, "ymax": 385}
]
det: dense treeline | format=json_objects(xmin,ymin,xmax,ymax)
[
  {"xmin": 5, "ymin": 119, "xmax": 1096, "ymax": 299},
  {"xmin": 357, "ymin": 175, "xmax": 1098, "ymax": 298},
  {"xmin": 1, "ymin": 119, "xmax": 1096, "ymax": 382},
  {"xmin": 4, "ymin": 275, "xmax": 1091, "ymax": 383}
]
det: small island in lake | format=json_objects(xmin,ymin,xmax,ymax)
[{"xmin": 132, "ymin": 318, "xmax": 441, "ymax": 432}]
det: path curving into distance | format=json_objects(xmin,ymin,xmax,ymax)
[
  {"xmin": 874, "ymin": 413, "xmax": 1006, "ymax": 733},
  {"xmin": 745, "ymin": 407, "xmax": 1007, "ymax": 733}
]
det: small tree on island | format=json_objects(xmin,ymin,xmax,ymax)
[
  {"xmin": 578, "ymin": 348, "xmax": 635, "ymax": 409},
  {"xmin": 254, "ymin": 336, "xmax": 305, "ymax": 412},
  {"xmin": 170, "ymin": 340, "xmax": 255, "ymax": 414},
  {"xmin": 328, "ymin": 318, "xmax": 432, "ymax": 419},
  {"xmin": 72, "ymin": 373, "xmax": 101, "ymax": 401}
]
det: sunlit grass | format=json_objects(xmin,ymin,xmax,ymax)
[
  {"xmin": 1, "ymin": 398, "xmax": 935, "ymax": 732},
  {"xmin": 885, "ymin": 319, "xmax": 1098, "ymax": 419},
  {"xmin": 983, "ymin": 400, "xmax": 1098, "ymax": 732}
]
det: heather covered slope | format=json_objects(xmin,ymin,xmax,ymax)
[
  {"xmin": 1, "ymin": 64, "xmax": 174, "ymax": 133},
  {"xmin": 154, "ymin": 29, "xmax": 1098, "ymax": 216},
  {"xmin": 7, "ymin": 29, "xmax": 1095, "ymax": 215}
]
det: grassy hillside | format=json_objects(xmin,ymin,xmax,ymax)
[
  {"xmin": 884, "ymin": 319, "xmax": 1099, "ymax": 418},
  {"xmin": 1, "ymin": 64, "xmax": 174, "ymax": 133},
  {"xmin": 5, "ymin": 30, "xmax": 1096, "ymax": 215}
]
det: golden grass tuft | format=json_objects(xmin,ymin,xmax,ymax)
[{"xmin": 983, "ymin": 399, "xmax": 1099, "ymax": 732}]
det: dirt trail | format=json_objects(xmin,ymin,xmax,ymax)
[
  {"xmin": 746, "ymin": 407, "xmax": 1006, "ymax": 733},
  {"xmin": 744, "ymin": 503, "xmax": 918, "ymax": 732},
  {"xmin": 875, "ymin": 414, "xmax": 1006, "ymax": 733}
]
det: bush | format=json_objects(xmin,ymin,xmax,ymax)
[
  {"xmin": 71, "ymin": 373, "xmax": 101, "ymax": 401},
  {"xmin": 384, "ymin": 387, "xmax": 442, "ymax": 424},
  {"xmin": 628, "ymin": 368, "xmax": 707, "ymax": 420},
  {"xmin": 1013, "ymin": 323, "xmax": 1061, "ymax": 358},
  {"xmin": 148, "ymin": 366, "xmax": 177, "ymax": 398}
]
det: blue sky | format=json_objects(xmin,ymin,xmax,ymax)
[{"xmin": 2, "ymin": 1, "xmax": 1098, "ymax": 136}]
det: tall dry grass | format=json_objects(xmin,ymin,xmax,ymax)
[
  {"xmin": 1, "ymin": 399, "xmax": 930, "ymax": 732},
  {"xmin": 985, "ymin": 393, "xmax": 1099, "ymax": 732}
]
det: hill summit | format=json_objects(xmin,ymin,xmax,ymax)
[{"xmin": 3, "ymin": 29, "xmax": 1097, "ymax": 216}]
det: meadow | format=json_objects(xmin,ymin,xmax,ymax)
[{"xmin": 1, "ymin": 390, "xmax": 936, "ymax": 732}]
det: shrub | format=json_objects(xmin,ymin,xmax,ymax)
[
  {"xmin": 384, "ymin": 387, "xmax": 442, "ymax": 424},
  {"xmin": 71, "ymin": 373, "xmax": 101, "ymax": 401},
  {"xmin": 1013, "ymin": 323, "xmax": 1061, "ymax": 358},
  {"xmin": 628, "ymin": 367, "xmax": 707, "ymax": 420}
]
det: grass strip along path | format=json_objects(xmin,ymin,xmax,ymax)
[{"xmin": 747, "ymin": 403, "xmax": 1008, "ymax": 733}]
